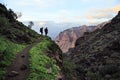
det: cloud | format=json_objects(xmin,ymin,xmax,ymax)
[
  {"xmin": 112, "ymin": 5, "xmax": 120, "ymax": 12},
  {"xmin": 83, "ymin": 4, "xmax": 120, "ymax": 24},
  {"xmin": 86, "ymin": 13, "xmax": 113, "ymax": 19},
  {"xmin": 94, "ymin": 5, "xmax": 120, "ymax": 13},
  {"xmin": 86, "ymin": 5, "xmax": 120, "ymax": 21},
  {"xmin": 85, "ymin": 13, "xmax": 110, "ymax": 24}
]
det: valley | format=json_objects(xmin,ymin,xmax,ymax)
[{"xmin": 0, "ymin": 2, "xmax": 120, "ymax": 80}]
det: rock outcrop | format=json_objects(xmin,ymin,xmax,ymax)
[{"xmin": 94, "ymin": 21, "xmax": 111, "ymax": 30}]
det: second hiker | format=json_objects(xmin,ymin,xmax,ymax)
[{"xmin": 44, "ymin": 27, "xmax": 48, "ymax": 36}]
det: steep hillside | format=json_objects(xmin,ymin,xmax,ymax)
[
  {"xmin": 62, "ymin": 11, "xmax": 120, "ymax": 80},
  {"xmin": 0, "ymin": 3, "xmax": 62, "ymax": 80},
  {"xmin": 55, "ymin": 26, "xmax": 95, "ymax": 53},
  {"xmin": 0, "ymin": 3, "xmax": 41, "ymax": 79},
  {"xmin": 0, "ymin": 4, "xmax": 40, "ymax": 44}
]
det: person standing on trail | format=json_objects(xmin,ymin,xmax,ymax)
[
  {"xmin": 40, "ymin": 27, "xmax": 43, "ymax": 35},
  {"xmin": 44, "ymin": 27, "xmax": 48, "ymax": 36}
]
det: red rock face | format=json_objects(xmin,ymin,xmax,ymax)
[
  {"xmin": 55, "ymin": 22, "xmax": 110, "ymax": 53},
  {"xmin": 55, "ymin": 26, "xmax": 95, "ymax": 53}
]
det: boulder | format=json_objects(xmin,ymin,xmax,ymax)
[
  {"xmin": 8, "ymin": 71, "xmax": 19, "ymax": 77},
  {"xmin": 21, "ymin": 54, "xmax": 25, "ymax": 58},
  {"xmin": 20, "ymin": 64, "xmax": 27, "ymax": 70}
]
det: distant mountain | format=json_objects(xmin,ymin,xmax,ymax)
[{"xmin": 62, "ymin": 11, "xmax": 120, "ymax": 80}]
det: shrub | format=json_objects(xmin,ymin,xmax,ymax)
[
  {"xmin": 99, "ymin": 64, "xmax": 119, "ymax": 75},
  {"xmin": 86, "ymin": 71, "xmax": 103, "ymax": 80},
  {"xmin": 0, "ymin": 17, "xmax": 9, "ymax": 26}
]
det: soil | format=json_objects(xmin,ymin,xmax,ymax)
[{"xmin": 6, "ymin": 40, "xmax": 42, "ymax": 80}]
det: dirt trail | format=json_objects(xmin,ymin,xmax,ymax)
[{"xmin": 6, "ymin": 40, "xmax": 42, "ymax": 80}]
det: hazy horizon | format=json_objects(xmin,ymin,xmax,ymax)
[{"xmin": 22, "ymin": 21, "xmax": 83, "ymax": 40}]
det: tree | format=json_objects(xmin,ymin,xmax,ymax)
[
  {"xmin": 7, "ymin": 9, "xmax": 17, "ymax": 22},
  {"xmin": 28, "ymin": 21, "xmax": 34, "ymax": 29},
  {"xmin": 15, "ymin": 12, "xmax": 22, "ymax": 18}
]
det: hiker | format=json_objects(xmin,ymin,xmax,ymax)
[
  {"xmin": 44, "ymin": 27, "xmax": 48, "ymax": 36},
  {"xmin": 40, "ymin": 27, "xmax": 43, "ymax": 35}
]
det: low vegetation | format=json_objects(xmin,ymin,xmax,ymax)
[
  {"xmin": 29, "ymin": 37, "xmax": 60, "ymax": 80},
  {"xmin": 0, "ymin": 36, "xmax": 26, "ymax": 80}
]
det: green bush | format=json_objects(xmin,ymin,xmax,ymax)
[
  {"xmin": 99, "ymin": 64, "xmax": 119, "ymax": 75},
  {"xmin": 62, "ymin": 60, "xmax": 76, "ymax": 74},
  {"xmin": 86, "ymin": 71, "xmax": 103, "ymax": 80},
  {"xmin": 62, "ymin": 53, "xmax": 76, "ymax": 79},
  {"xmin": 0, "ymin": 17, "xmax": 9, "ymax": 26}
]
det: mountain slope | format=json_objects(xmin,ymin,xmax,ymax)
[
  {"xmin": 0, "ymin": 4, "xmax": 42, "ymax": 79},
  {"xmin": 62, "ymin": 11, "xmax": 120, "ymax": 80},
  {"xmin": 0, "ymin": 3, "xmax": 62, "ymax": 80},
  {"xmin": 0, "ymin": 4, "xmax": 40, "ymax": 44}
]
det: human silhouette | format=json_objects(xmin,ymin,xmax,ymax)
[
  {"xmin": 44, "ymin": 27, "xmax": 48, "ymax": 36},
  {"xmin": 40, "ymin": 27, "xmax": 43, "ymax": 35}
]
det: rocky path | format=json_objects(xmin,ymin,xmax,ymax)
[{"xmin": 6, "ymin": 40, "xmax": 42, "ymax": 80}]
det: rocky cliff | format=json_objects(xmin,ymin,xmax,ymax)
[
  {"xmin": 55, "ymin": 21, "xmax": 110, "ymax": 53},
  {"xmin": 55, "ymin": 25, "xmax": 96, "ymax": 53},
  {"xmin": 62, "ymin": 11, "xmax": 120, "ymax": 80}
]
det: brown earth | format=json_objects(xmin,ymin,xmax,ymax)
[{"xmin": 6, "ymin": 39, "xmax": 42, "ymax": 80}]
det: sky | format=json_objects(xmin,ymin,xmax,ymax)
[{"xmin": 0, "ymin": 0, "xmax": 120, "ymax": 25}]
